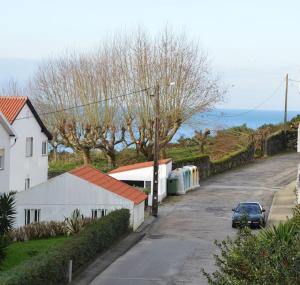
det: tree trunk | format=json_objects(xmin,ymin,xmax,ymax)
[
  {"xmin": 82, "ymin": 148, "xmax": 91, "ymax": 165},
  {"xmin": 106, "ymin": 151, "xmax": 116, "ymax": 168},
  {"xmin": 52, "ymin": 146, "xmax": 58, "ymax": 162}
]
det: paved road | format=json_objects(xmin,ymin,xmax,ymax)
[{"xmin": 91, "ymin": 153, "xmax": 300, "ymax": 285}]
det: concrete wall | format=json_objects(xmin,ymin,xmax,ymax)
[
  {"xmin": 10, "ymin": 104, "xmax": 48, "ymax": 192},
  {"xmin": 15, "ymin": 173, "xmax": 144, "ymax": 230},
  {"xmin": 0, "ymin": 124, "xmax": 11, "ymax": 193},
  {"xmin": 133, "ymin": 202, "xmax": 145, "ymax": 231},
  {"xmin": 109, "ymin": 162, "xmax": 172, "ymax": 206}
]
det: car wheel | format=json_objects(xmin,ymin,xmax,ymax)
[{"xmin": 232, "ymin": 222, "xmax": 237, "ymax": 228}]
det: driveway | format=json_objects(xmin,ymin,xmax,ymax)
[{"xmin": 90, "ymin": 153, "xmax": 300, "ymax": 285}]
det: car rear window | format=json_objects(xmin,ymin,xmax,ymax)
[{"xmin": 236, "ymin": 204, "xmax": 261, "ymax": 214}]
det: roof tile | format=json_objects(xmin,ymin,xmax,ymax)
[
  {"xmin": 70, "ymin": 166, "xmax": 147, "ymax": 205},
  {"xmin": 0, "ymin": 96, "xmax": 27, "ymax": 124}
]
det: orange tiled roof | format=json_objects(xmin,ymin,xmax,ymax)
[
  {"xmin": 70, "ymin": 166, "xmax": 147, "ymax": 205},
  {"xmin": 0, "ymin": 96, "xmax": 27, "ymax": 124},
  {"xmin": 0, "ymin": 96, "xmax": 52, "ymax": 139},
  {"xmin": 109, "ymin": 158, "xmax": 172, "ymax": 174}
]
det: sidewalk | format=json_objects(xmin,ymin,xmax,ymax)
[
  {"xmin": 267, "ymin": 181, "xmax": 296, "ymax": 226},
  {"xmin": 71, "ymin": 215, "xmax": 156, "ymax": 285}
]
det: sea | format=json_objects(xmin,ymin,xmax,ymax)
[{"xmin": 173, "ymin": 109, "xmax": 300, "ymax": 141}]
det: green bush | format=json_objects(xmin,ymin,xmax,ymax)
[
  {"xmin": 203, "ymin": 214, "xmax": 300, "ymax": 285},
  {"xmin": 0, "ymin": 209, "xmax": 130, "ymax": 285},
  {"xmin": 0, "ymin": 236, "xmax": 9, "ymax": 264}
]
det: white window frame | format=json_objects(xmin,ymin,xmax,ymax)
[
  {"xmin": 42, "ymin": 141, "xmax": 48, "ymax": 156},
  {"xmin": 26, "ymin": 137, "xmax": 33, "ymax": 157},
  {"xmin": 25, "ymin": 209, "xmax": 41, "ymax": 225},
  {"xmin": 0, "ymin": 149, "xmax": 4, "ymax": 170},
  {"xmin": 25, "ymin": 178, "xmax": 30, "ymax": 190},
  {"xmin": 91, "ymin": 209, "xmax": 108, "ymax": 219}
]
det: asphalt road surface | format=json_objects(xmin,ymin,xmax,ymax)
[{"xmin": 90, "ymin": 153, "xmax": 300, "ymax": 285}]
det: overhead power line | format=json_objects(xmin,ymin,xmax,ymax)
[
  {"xmin": 15, "ymin": 87, "xmax": 151, "ymax": 121},
  {"xmin": 205, "ymin": 80, "xmax": 283, "ymax": 118}
]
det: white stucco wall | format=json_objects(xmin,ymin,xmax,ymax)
[
  {"xmin": 15, "ymin": 173, "xmax": 144, "ymax": 230},
  {"xmin": 10, "ymin": 104, "xmax": 48, "ymax": 192},
  {"xmin": 109, "ymin": 162, "xmax": 172, "ymax": 206},
  {"xmin": 0, "ymin": 124, "xmax": 11, "ymax": 193}
]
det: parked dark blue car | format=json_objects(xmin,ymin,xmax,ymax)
[{"xmin": 232, "ymin": 202, "xmax": 266, "ymax": 228}]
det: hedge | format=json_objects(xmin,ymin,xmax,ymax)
[
  {"xmin": 174, "ymin": 154, "xmax": 209, "ymax": 164},
  {"xmin": 0, "ymin": 209, "xmax": 130, "ymax": 285}
]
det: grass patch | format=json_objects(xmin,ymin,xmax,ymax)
[{"xmin": 0, "ymin": 237, "xmax": 68, "ymax": 272}]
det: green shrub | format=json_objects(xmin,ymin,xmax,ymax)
[
  {"xmin": 0, "ymin": 193, "xmax": 16, "ymax": 236},
  {"xmin": 174, "ymin": 154, "xmax": 209, "ymax": 164},
  {"xmin": 0, "ymin": 209, "xmax": 130, "ymax": 285},
  {"xmin": 203, "ymin": 215, "xmax": 300, "ymax": 285},
  {"xmin": 0, "ymin": 236, "xmax": 9, "ymax": 264}
]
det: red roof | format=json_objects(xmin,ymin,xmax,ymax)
[
  {"xmin": 70, "ymin": 166, "xmax": 147, "ymax": 205},
  {"xmin": 109, "ymin": 158, "xmax": 172, "ymax": 174},
  {"xmin": 0, "ymin": 96, "xmax": 27, "ymax": 124},
  {"xmin": 0, "ymin": 96, "xmax": 52, "ymax": 139}
]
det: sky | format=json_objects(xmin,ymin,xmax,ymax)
[{"xmin": 0, "ymin": 0, "xmax": 300, "ymax": 111}]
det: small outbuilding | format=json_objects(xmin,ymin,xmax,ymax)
[
  {"xmin": 15, "ymin": 166, "xmax": 147, "ymax": 230},
  {"xmin": 109, "ymin": 159, "xmax": 173, "ymax": 206}
]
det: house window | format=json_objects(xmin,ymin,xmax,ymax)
[
  {"xmin": 91, "ymin": 209, "xmax": 98, "ymax": 219},
  {"xmin": 26, "ymin": 137, "xmax": 33, "ymax": 157},
  {"xmin": 91, "ymin": 209, "xmax": 107, "ymax": 219},
  {"xmin": 42, "ymin": 141, "xmax": 48, "ymax": 156},
  {"xmin": 34, "ymin": 209, "xmax": 41, "ymax": 223},
  {"xmin": 25, "ymin": 209, "xmax": 41, "ymax": 225},
  {"xmin": 25, "ymin": 178, "xmax": 30, "ymax": 190},
  {"xmin": 0, "ymin": 149, "xmax": 4, "ymax": 170}
]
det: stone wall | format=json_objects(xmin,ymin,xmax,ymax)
[
  {"xmin": 173, "ymin": 143, "xmax": 255, "ymax": 180},
  {"xmin": 266, "ymin": 130, "xmax": 297, "ymax": 156}
]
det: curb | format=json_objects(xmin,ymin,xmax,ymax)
[
  {"xmin": 267, "ymin": 181, "xmax": 296, "ymax": 227},
  {"xmin": 71, "ymin": 216, "xmax": 157, "ymax": 285}
]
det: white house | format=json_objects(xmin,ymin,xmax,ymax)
[
  {"xmin": 109, "ymin": 159, "xmax": 173, "ymax": 206},
  {"xmin": 0, "ymin": 96, "xmax": 52, "ymax": 193},
  {"xmin": 0, "ymin": 113, "xmax": 16, "ymax": 193},
  {"xmin": 15, "ymin": 166, "xmax": 147, "ymax": 230}
]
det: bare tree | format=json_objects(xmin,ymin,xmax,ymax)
[
  {"xmin": 31, "ymin": 26, "xmax": 223, "ymax": 165},
  {"xmin": 111, "ymin": 28, "xmax": 223, "ymax": 160},
  {"xmin": 31, "ymin": 53, "xmax": 125, "ymax": 166}
]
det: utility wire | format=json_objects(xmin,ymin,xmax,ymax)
[
  {"xmin": 15, "ymin": 87, "xmax": 151, "ymax": 121},
  {"xmin": 205, "ymin": 80, "xmax": 283, "ymax": 118}
]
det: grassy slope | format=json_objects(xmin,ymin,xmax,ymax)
[{"xmin": 0, "ymin": 237, "xmax": 68, "ymax": 272}]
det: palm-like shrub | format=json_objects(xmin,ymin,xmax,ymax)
[
  {"xmin": 64, "ymin": 209, "xmax": 85, "ymax": 236},
  {"xmin": 0, "ymin": 193, "xmax": 16, "ymax": 235},
  {"xmin": 0, "ymin": 193, "xmax": 15, "ymax": 264},
  {"xmin": 259, "ymin": 221, "xmax": 299, "ymax": 245}
]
